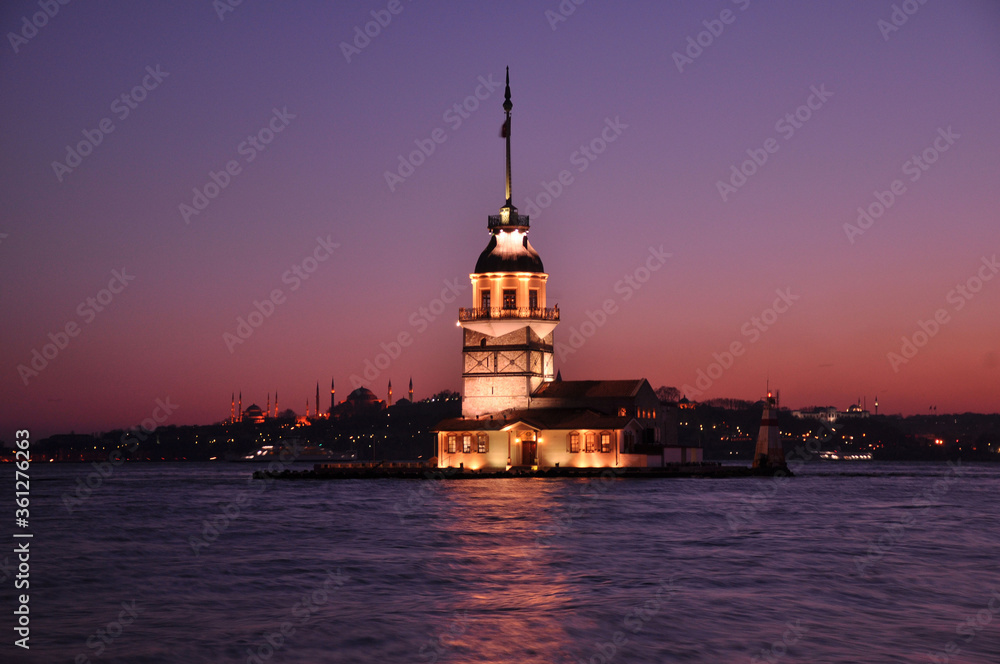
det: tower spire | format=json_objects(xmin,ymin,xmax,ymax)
[{"xmin": 503, "ymin": 66, "xmax": 513, "ymax": 207}]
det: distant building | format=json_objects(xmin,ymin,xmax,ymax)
[
  {"xmin": 243, "ymin": 403, "xmax": 265, "ymax": 424},
  {"xmin": 433, "ymin": 70, "xmax": 700, "ymax": 470},
  {"xmin": 792, "ymin": 401, "xmax": 870, "ymax": 423},
  {"xmin": 332, "ymin": 387, "xmax": 385, "ymax": 419}
]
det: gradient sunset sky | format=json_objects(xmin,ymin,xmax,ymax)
[{"xmin": 2, "ymin": 0, "xmax": 998, "ymax": 438}]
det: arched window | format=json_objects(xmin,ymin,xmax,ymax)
[
  {"xmin": 600, "ymin": 431, "xmax": 612, "ymax": 453},
  {"xmin": 447, "ymin": 434, "xmax": 457, "ymax": 454},
  {"xmin": 568, "ymin": 431, "xmax": 580, "ymax": 453},
  {"xmin": 462, "ymin": 433, "xmax": 472, "ymax": 454},
  {"xmin": 477, "ymin": 433, "xmax": 489, "ymax": 453},
  {"xmin": 584, "ymin": 432, "xmax": 596, "ymax": 453}
]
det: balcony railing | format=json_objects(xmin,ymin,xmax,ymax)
[
  {"xmin": 488, "ymin": 214, "xmax": 530, "ymax": 230},
  {"xmin": 459, "ymin": 306, "xmax": 559, "ymax": 322}
]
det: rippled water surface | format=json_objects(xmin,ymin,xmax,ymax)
[{"xmin": 15, "ymin": 462, "xmax": 1000, "ymax": 662}]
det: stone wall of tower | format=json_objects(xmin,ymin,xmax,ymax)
[{"xmin": 461, "ymin": 327, "xmax": 554, "ymax": 417}]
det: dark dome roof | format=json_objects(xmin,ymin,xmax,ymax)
[
  {"xmin": 475, "ymin": 230, "xmax": 544, "ymax": 273},
  {"xmin": 347, "ymin": 387, "xmax": 379, "ymax": 403}
]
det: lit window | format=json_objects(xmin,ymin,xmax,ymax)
[
  {"xmin": 618, "ymin": 407, "xmax": 627, "ymax": 417},
  {"xmin": 477, "ymin": 433, "xmax": 489, "ymax": 453},
  {"xmin": 568, "ymin": 432, "xmax": 580, "ymax": 453},
  {"xmin": 529, "ymin": 289, "xmax": 538, "ymax": 310},
  {"xmin": 585, "ymin": 432, "xmax": 596, "ymax": 453},
  {"xmin": 601, "ymin": 432, "xmax": 612, "ymax": 453},
  {"xmin": 447, "ymin": 434, "xmax": 457, "ymax": 454},
  {"xmin": 462, "ymin": 433, "xmax": 472, "ymax": 453},
  {"xmin": 481, "ymin": 290, "xmax": 491, "ymax": 311},
  {"xmin": 503, "ymin": 289, "xmax": 516, "ymax": 309}
]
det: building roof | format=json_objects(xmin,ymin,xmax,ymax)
[
  {"xmin": 531, "ymin": 379, "xmax": 646, "ymax": 400},
  {"xmin": 474, "ymin": 230, "xmax": 544, "ymax": 274},
  {"xmin": 346, "ymin": 387, "xmax": 379, "ymax": 403},
  {"xmin": 434, "ymin": 407, "xmax": 636, "ymax": 432}
]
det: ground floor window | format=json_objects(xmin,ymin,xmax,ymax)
[
  {"xmin": 585, "ymin": 432, "xmax": 596, "ymax": 452},
  {"xmin": 477, "ymin": 433, "xmax": 489, "ymax": 453},
  {"xmin": 447, "ymin": 434, "xmax": 457, "ymax": 454},
  {"xmin": 601, "ymin": 432, "xmax": 612, "ymax": 453},
  {"xmin": 568, "ymin": 431, "xmax": 580, "ymax": 452},
  {"xmin": 462, "ymin": 433, "xmax": 472, "ymax": 453},
  {"xmin": 624, "ymin": 431, "xmax": 634, "ymax": 453}
]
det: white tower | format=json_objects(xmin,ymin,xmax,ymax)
[
  {"xmin": 753, "ymin": 389, "xmax": 786, "ymax": 470},
  {"xmin": 458, "ymin": 68, "xmax": 559, "ymax": 418}
]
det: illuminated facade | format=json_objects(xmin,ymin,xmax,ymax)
[{"xmin": 433, "ymin": 70, "xmax": 701, "ymax": 470}]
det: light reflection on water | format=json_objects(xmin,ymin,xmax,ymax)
[{"xmin": 22, "ymin": 462, "xmax": 1000, "ymax": 663}]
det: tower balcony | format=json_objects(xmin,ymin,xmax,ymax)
[
  {"xmin": 488, "ymin": 213, "xmax": 530, "ymax": 230},
  {"xmin": 459, "ymin": 306, "xmax": 559, "ymax": 322}
]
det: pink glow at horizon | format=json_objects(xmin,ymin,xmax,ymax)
[{"xmin": 1, "ymin": 1, "xmax": 999, "ymax": 438}]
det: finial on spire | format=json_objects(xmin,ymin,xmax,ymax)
[
  {"xmin": 503, "ymin": 66, "xmax": 513, "ymax": 207},
  {"xmin": 503, "ymin": 66, "xmax": 512, "ymax": 113}
]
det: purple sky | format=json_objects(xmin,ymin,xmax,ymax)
[{"xmin": 2, "ymin": 0, "xmax": 999, "ymax": 438}]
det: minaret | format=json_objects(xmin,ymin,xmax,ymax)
[
  {"xmin": 238, "ymin": 391, "xmax": 242, "ymax": 422},
  {"xmin": 875, "ymin": 395, "xmax": 878, "ymax": 416},
  {"xmin": 230, "ymin": 392, "xmax": 235, "ymax": 423},
  {"xmin": 458, "ymin": 67, "xmax": 559, "ymax": 417},
  {"xmin": 388, "ymin": 379, "xmax": 393, "ymax": 406},
  {"xmin": 274, "ymin": 391, "xmax": 278, "ymax": 418},
  {"xmin": 408, "ymin": 377, "xmax": 413, "ymax": 403},
  {"xmin": 753, "ymin": 389, "xmax": 786, "ymax": 471},
  {"xmin": 266, "ymin": 393, "xmax": 270, "ymax": 419},
  {"xmin": 331, "ymin": 377, "xmax": 336, "ymax": 416},
  {"xmin": 306, "ymin": 398, "xmax": 309, "ymax": 418},
  {"xmin": 316, "ymin": 382, "xmax": 320, "ymax": 419}
]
